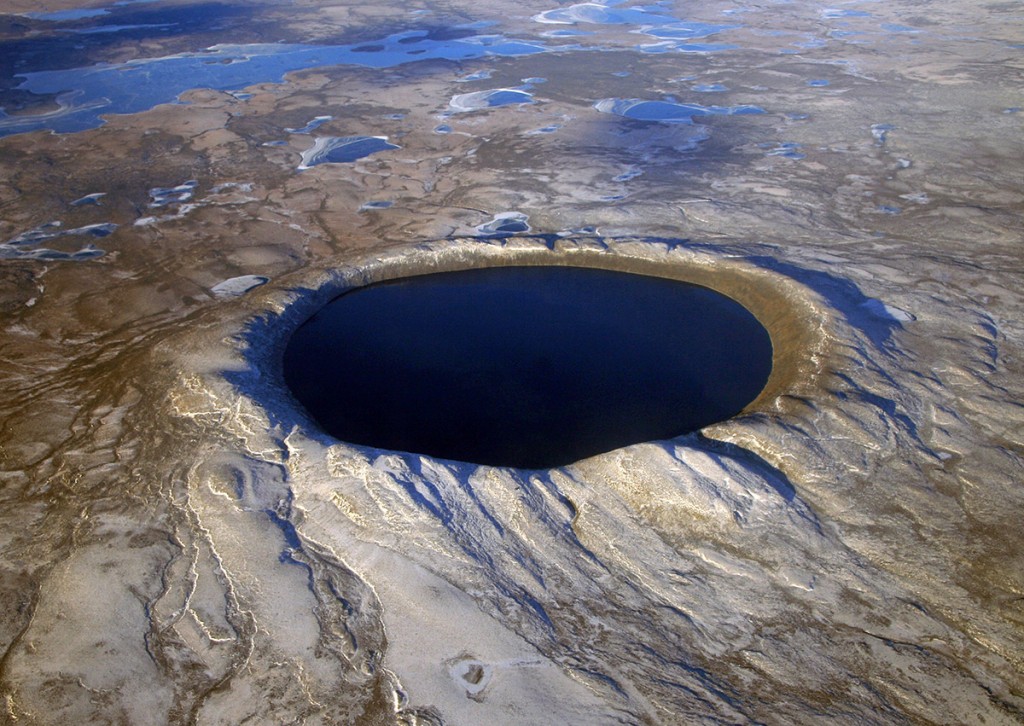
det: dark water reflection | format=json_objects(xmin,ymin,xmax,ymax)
[{"xmin": 283, "ymin": 266, "xmax": 773, "ymax": 468}]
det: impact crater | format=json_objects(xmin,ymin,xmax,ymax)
[{"xmin": 281, "ymin": 253, "xmax": 796, "ymax": 469}]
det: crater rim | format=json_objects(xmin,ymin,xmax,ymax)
[{"xmin": 249, "ymin": 238, "xmax": 830, "ymax": 467}]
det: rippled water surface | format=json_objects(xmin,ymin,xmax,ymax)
[{"xmin": 1, "ymin": 0, "xmax": 1022, "ymax": 723}]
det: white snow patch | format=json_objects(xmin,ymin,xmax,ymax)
[{"xmin": 211, "ymin": 275, "xmax": 270, "ymax": 298}]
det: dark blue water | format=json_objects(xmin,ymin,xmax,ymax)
[
  {"xmin": 283, "ymin": 266, "xmax": 773, "ymax": 468},
  {"xmin": 298, "ymin": 136, "xmax": 400, "ymax": 168}
]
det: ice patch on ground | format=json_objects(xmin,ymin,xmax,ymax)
[
  {"xmin": 211, "ymin": 275, "xmax": 270, "ymax": 298},
  {"xmin": 148, "ymin": 181, "xmax": 198, "ymax": 208},
  {"xmin": 1, "ymin": 221, "xmax": 116, "ymax": 260},
  {"xmin": 533, "ymin": 3, "xmax": 677, "ymax": 26},
  {"xmin": 474, "ymin": 212, "xmax": 531, "ymax": 236},
  {"xmin": 594, "ymin": 98, "xmax": 765, "ymax": 123},
  {"xmin": 285, "ymin": 116, "xmax": 333, "ymax": 134},
  {"xmin": 70, "ymin": 193, "xmax": 106, "ymax": 207},
  {"xmin": 449, "ymin": 88, "xmax": 535, "ymax": 112}
]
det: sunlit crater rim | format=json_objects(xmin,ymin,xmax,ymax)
[{"xmin": 260, "ymin": 239, "xmax": 828, "ymax": 469}]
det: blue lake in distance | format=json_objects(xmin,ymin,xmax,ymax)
[{"xmin": 1, "ymin": 30, "xmax": 549, "ymax": 136}]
